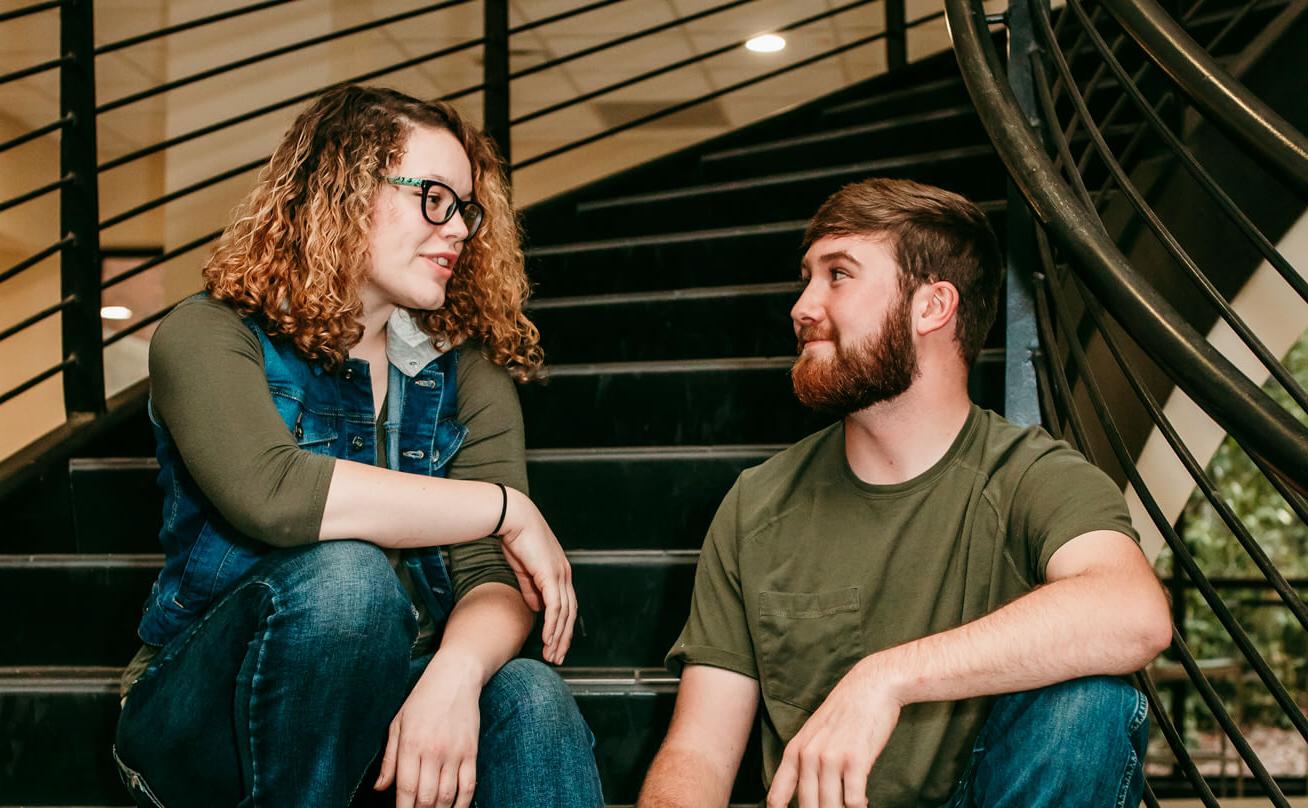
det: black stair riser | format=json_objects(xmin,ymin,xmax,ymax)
[
  {"xmin": 526, "ymin": 207, "xmax": 1008, "ymax": 298},
  {"xmin": 0, "ymin": 680, "xmax": 766, "ymax": 805},
  {"xmin": 0, "ymin": 554, "xmax": 698, "ymax": 669},
  {"xmin": 572, "ymin": 155, "xmax": 1004, "ymax": 237},
  {"xmin": 816, "ymin": 78, "xmax": 973, "ymax": 128},
  {"xmin": 65, "ymin": 451, "xmax": 777, "ymax": 555}
]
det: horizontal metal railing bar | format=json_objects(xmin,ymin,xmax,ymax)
[
  {"xmin": 98, "ymin": 37, "xmax": 484, "ymax": 173},
  {"xmin": 97, "ymin": 0, "xmax": 473, "ymax": 114},
  {"xmin": 508, "ymin": 0, "xmax": 627, "ymax": 35},
  {"xmin": 103, "ymin": 305, "xmax": 173, "ymax": 346},
  {"xmin": 1035, "ymin": 250, "xmax": 1308, "ymax": 742},
  {"xmin": 510, "ymin": 0, "xmax": 759, "ymax": 83},
  {"xmin": 512, "ymin": 0, "xmax": 879, "ymax": 127},
  {"xmin": 0, "ymin": 356, "xmax": 75, "ymax": 408},
  {"xmin": 101, "ymin": 228, "xmax": 223, "ymax": 291},
  {"xmin": 1065, "ymin": 268, "xmax": 1308, "ymax": 630},
  {"xmin": 0, "ymin": 54, "xmax": 68, "ymax": 87},
  {"xmin": 0, "ymin": 0, "xmax": 61, "ymax": 24},
  {"xmin": 1064, "ymin": 0, "xmax": 1308, "ymax": 302},
  {"xmin": 0, "ymin": 295, "xmax": 73, "ymax": 344},
  {"xmin": 94, "ymin": 0, "xmax": 295, "ymax": 55},
  {"xmin": 1099, "ymin": 0, "xmax": 1308, "ymax": 196},
  {"xmin": 0, "ymin": 174, "xmax": 70, "ymax": 215},
  {"xmin": 823, "ymin": 75, "xmax": 963, "ymax": 118},
  {"xmin": 945, "ymin": 0, "xmax": 1308, "ymax": 492},
  {"xmin": 0, "ymin": 236, "xmax": 71, "ymax": 286},
  {"xmin": 1032, "ymin": 1, "xmax": 1308, "ymax": 415},
  {"xmin": 100, "ymin": 157, "xmax": 265, "ymax": 230},
  {"xmin": 516, "ymin": 19, "xmax": 929, "ymax": 170},
  {"xmin": 436, "ymin": 81, "xmax": 486, "ymax": 103},
  {"xmin": 0, "ymin": 115, "xmax": 67, "ymax": 155},
  {"xmin": 1135, "ymin": 671, "xmax": 1222, "ymax": 806},
  {"xmin": 1170, "ymin": 631, "xmax": 1291, "ymax": 806}
]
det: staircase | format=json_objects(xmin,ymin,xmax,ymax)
[{"xmin": 0, "ymin": 51, "xmax": 1008, "ymax": 805}]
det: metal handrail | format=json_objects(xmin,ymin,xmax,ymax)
[
  {"xmin": 101, "ymin": 229, "xmax": 223, "ymax": 292},
  {"xmin": 944, "ymin": 0, "xmax": 1308, "ymax": 496},
  {"xmin": 94, "ymin": 0, "xmax": 295, "ymax": 55},
  {"xmin": 1099, "ymin": 0, "xmax": 1308, "ymax": 197},
  {"xmin": 96, "ymin": 0, "xmax": 473, "ymax": 115},
  {"xmin": 0, "ymin": 116, "xmax": 69, "ymax": 155},
  {"xmin": 100, "ymin": 158, "xmax": 264, "ymax": 231},
  {"xmin": 0, "ymin": 357, "xmax": 76, "ymax": 408},
  {"xmin": 0, "ymin": 55, "xmax": 69, "ymax": 87},
  {"xmin": 0, "ymin": 175, "xmax": 72, "ymax": 215},
  {"xmin": 0, "ymin": 237, "xmax": 72, "ymax": 286},
  {"xmin": 0, "ymin": 296, "xmax": 73, "ymax": 344},
  {"xmin": 0, "ymin": 0, "xmax": 60, "ymax": 24}
]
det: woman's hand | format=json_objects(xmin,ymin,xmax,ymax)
[
  {"xmin": 497, "ymin": 487, "xmax": 577, "ymax": 665},
  {"xmin": 375, "ymin": 653, "xmax": 482, "ymax": 808}
]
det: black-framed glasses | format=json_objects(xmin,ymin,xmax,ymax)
[{"xmin": 386, "ymin": 176, "xmax": 485, "ymax": 237}]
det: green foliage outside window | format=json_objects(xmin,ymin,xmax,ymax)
[{"xmin": 1154, "ymin": 331, "xmax": 1308, "ymax": 729}]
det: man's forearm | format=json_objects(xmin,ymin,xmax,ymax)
[
  {"xmin": 638, "ymin": 746, "xmax": 736, "ymax": 808},
  {"xmin": 865, "ymin": 569, "xmax": 1170, "ymax": 706},
  {"xmin": 426, "ymin": 582, "xmax": 534, "ymax": 688}
]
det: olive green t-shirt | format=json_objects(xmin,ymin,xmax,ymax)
[
  {"xmin": 121, "ymin": 297, "xmax": 526, "ymax": 698},
  {"xmin": 666, "ymin": 406, "xmax": 1139, "ymax": 807}
]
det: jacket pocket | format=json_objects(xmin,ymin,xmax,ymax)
[{"xmin": 756, "ymin": 586, "xmax": 864, "ymax": 713}]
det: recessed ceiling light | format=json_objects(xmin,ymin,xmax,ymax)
[
  {"xmin": 746, "ymin": 34, "xmax": 785, "ymax": 53},
  {"xmin": 101, "ymin": 305, "xmax": 133, "ymax": 320}
]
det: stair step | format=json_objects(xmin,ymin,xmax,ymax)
[
  {"xmin": 818, "ymin": 76, "xmax": 972, "ymax": 126},
  {"xmin": 66, "ymin": 446, "xmax": 781, "ymax": 555},
  {"xmin": 0, "ymin": 666, "xmax": 765, "ymax": 805},
  {"xmin": 0, "ymin": 550, "xmax": 700, "ymax": 669},
  {"xmin": 526, "ymin": 203, "xmax": 1007, "ymax": 298},
  {"xmin": 571, "ymin": 146, "xmax": 1002, "ymax": 236}
]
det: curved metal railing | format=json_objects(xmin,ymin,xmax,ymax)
[{"xmin": 948, "ymin": 0, "xmax": 1306, "ymax": 799}]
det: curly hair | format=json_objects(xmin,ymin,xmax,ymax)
[{"xmin": 203, "ymin": 84, "xmax": 543, "ymax": 380}]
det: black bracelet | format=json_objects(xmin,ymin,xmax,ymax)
[{"xmin": 492, "ymin": 482, "xmax": 508, "ymax": 536}]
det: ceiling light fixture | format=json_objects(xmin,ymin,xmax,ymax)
[
  {"xmin": 101, "ymin": 305, "xmax": 133, "ymax": 320},
  {"xmin": 745, "ymin": 34, "xmax": 785, "ymax": 53}
]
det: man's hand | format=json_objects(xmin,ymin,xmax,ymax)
[
  {"xmin": 375, "ymin": 653, "xmax": 483, "ymax": 808},
  {"xmin": 767, "ymin": 659, "xmax": 903, "ymax": 808}
]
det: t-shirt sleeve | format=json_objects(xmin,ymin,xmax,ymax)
[
  {"xmin": 444, "ymin": 344, "xmax": 525, "ymax": 602},
  {"xmin": 148, "ymin": 297, "xmax": 334, "ymax": 547},
  {"xmin": 1008, "ymin": 444, "xmax": 1140, "ymax": 584},
  {"xmin": 666, "ymin": 480, "xmax": 758, "ymax": 679}
]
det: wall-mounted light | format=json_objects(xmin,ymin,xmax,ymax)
[
  {"xmin": 101, "ymin": 305, "xmax": 133, "ymax": 320},
  {"xmin": 745, "ymin": 34, "xmax": 785, "ymax": 53}
]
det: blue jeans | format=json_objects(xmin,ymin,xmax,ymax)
[
  {"xmin": 945, "ymin": 676, "xmax": 1150, "ymax": 807},
  {"xmin": 114, "ymin": 541, "xmax": 603, "ymax": 807}
]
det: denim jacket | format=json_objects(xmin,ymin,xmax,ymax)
[{"xmin": 137, "ymin": 302, "xmax": 468, "ymax": 647}]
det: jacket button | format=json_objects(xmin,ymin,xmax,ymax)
[
  {"xmin": 402, "ymin": 449, "xmax": 425, "ymax": 460},
  {"xmin": 351, "ymin": 435, "xmax": 365, "ymax": 450},
  {"xmin": 343, "ymin": 367, "xmax": 354, "ymax": 381}
]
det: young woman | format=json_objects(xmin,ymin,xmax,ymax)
[{"xmin": 113, "ymin": 85, "xmax": 603, "ymax": 808}]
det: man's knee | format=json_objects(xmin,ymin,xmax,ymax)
[{"xmin": 991, "ymin": 676, "xmax": 1148, "ymax": 759}]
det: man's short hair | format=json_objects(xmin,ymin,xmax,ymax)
[{"xmin": 803, "ymin": 178, "xmax": 1003, "ymax": 367}]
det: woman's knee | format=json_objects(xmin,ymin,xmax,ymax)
[
  {"xmin": 480, "ymin": 659, "xmax": 591, "ymax": 742},
  {"xmin": 266, "ymin": 540, "xmax": 415, "ymax": 652}
]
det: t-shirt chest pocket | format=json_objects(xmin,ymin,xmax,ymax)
[{"xmin": 756, "ymin": 586, "xmax": 864, "ymax": 713}]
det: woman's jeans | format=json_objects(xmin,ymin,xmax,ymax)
[
  {"xmin": 945, "ymin": 676, "xmax": 1151, "ymax": 807},
  {"xmin": 114, "ymin": 541, "xmax": 604, "ymax": 807}
]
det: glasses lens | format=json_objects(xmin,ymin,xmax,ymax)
[
  {"xmin": 464, "ymin": 202, "xmax": 485, "ymax": 236},
  {"xmin": 423, "ymin": 183, "xmax": 458, "ymax": 225}
]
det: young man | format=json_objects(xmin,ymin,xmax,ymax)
[{"xmin": 637, "ymin": 178, "xmax": 1172, "ymax": 808}]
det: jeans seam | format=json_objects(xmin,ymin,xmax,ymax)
[
  {"xmin": 245, "ymin": 581, "xmax": 281, "ymax": 806},
  {"xmin": 113, "ymin": 745, "xmax": 167, "ymax": 808},
  {"xmin": 1115, "ymin": 691, "xmax": 1149, "ymax": 808}
]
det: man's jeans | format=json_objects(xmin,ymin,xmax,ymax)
[
  {"xmin": 945, "ymin": 676, "xmax": 1150, "ymax": 807},
  {"xmin": 114, "ymin": 541, "xmax": 604, "ymax": 807}
]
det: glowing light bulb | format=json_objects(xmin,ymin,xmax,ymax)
[
  {"xmin": 101, "ymin": 305, "xmax": 133, "ymax": 320},
  {"xmin": 745, "ymin": 34, "xmax": 785, "ymax": 53}
]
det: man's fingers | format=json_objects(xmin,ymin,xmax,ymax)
[
  {"xmin": 767, "ymin": 750, "xmax": 799, "ymax": 808},
  {"xmin": 453, "ymin": 759, "xmax": 477, "ymax": 808},
  {"xmin": 796, "ymin": 748, "xmax": 820, "ymax": 808},
  {"xmin": 394, "ymin": 744, "xmax": 421, "ymax": 808},
  {"xmin": 842, "ymin": 764, "xmax": 870, "ymax": 808},
  {"xmin": 818, "ymin": 754, "xmax": 844, "ymax": 808},
  {"xmin": 375, "ymin": 723, "xmax": 399, "ymax": 790}
]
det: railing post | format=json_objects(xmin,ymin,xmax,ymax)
[
  {"xmin": 483, "ymin": 0, "xmax": 510, "ymax": 171},
  {"xmin": 60, "ymin": 0, "xmax": 104, "ymax": 416},
  {"xmin": 885, "ymin": 0, "xmax": 906, "ymax": 71},
  {"xmin": 1000, "ymin": 0, "xmax": 1042, "ymax": 427}
]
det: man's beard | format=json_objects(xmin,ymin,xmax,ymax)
[{"xmin": 791, "ymin": 292, "xmax": 919, "ymax": 416}]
